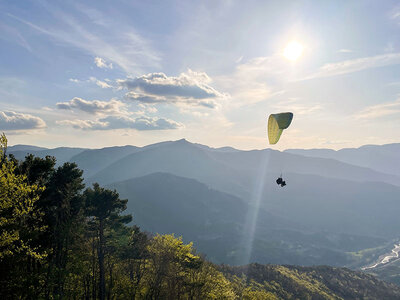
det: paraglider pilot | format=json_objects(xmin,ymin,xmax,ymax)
[{"xmin": 276, "ymin": 176, "xmax": 286, "ymax": 187}]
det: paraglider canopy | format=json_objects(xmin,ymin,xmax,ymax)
[{"xmin": 268, "ymin": 112, "xmax": 293, "ymax": 144}]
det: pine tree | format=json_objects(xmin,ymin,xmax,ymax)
[{"xmin": 84, "ymin": 183, "xmax": 132, "ymax": 300}]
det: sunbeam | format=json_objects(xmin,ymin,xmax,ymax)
[{"xmin": 241, "ymin": 149, "xmax": 271, "ymax": 264}]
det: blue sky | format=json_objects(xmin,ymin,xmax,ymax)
[{"xmin": 1, "ymin": 0, "xmax": 400, "ymax": 149}]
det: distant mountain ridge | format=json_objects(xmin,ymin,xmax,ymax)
[
  {"xmin": 7, "ymin": 139, "xmax": 400, "ymax": 277},
  {"xmin": 9, "ymin": 140, "xmax": 400, "ymax": 187},
  {"xmin": 8, "ymin": 144, "xmax": 48, "ymax": 152},
  {"xmin": 285, "ymin": 143, "xmax": 400, "ymax": 177},
  {"xmin": 69, "ymin": 145, "xmax": 140, "ymax": 177},
  {"xmin": 9, "ymin": 146, "xmax": 86, "ymax": 165},
  {"xmin": 108, "ymin": 172, "xmax": 308, "ymax": 265},
  {"xmin": 86, "ymin": 139, "xmax": 400, "ymax": 195},
  {"xmin": 107, "ymin": 171, "xmax": 400, "ymax": 267}
]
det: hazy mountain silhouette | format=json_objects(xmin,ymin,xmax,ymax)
[
  {"xmin": 9, "ymin": 147, "xmax": 85, "ymax": 165},
  {"xmin": 8, "ymin": 144, "xmax": 48, "ymax": 152},
  {"xmin": 257, "ymin": 172, "xmax": 400, "ymax": 238},
  {"xmin": 286, "ymin": 143, "xmax": 400, "ymax": 177},
  {"xmin": 90, "ymin": 139, "xmax": 248, "ymax": 198},
  {"xmin": 108, "ymin": 172, "xmax": 252, "ymax": 264},
  {"xmin": 107, "ymin": 171, "xmax": 398, "ymax": 266},
  {"xmin": 89, "ymin": 139, "xmax": 400, "ymax": 202},
  {"xmin": 9, "ymin": 139, "xmax": 400, "ymax": 268},
  {"xmin": 69, "ymin": 145, "xmax": 140, "ymax": 177}
]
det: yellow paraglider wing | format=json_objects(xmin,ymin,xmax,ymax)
[
  {"xmin": 268, "ymin": 112, "xmax": 293, "ymax": 144},
  {"xmin": 268, "ymin": 115, "xmax": 283, "ymax": 145}
]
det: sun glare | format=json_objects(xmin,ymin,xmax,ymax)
[{"xmin": 283, "ymin": 41, "xmax": 304, "ymax": 61}]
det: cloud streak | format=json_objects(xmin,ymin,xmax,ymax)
[
  {"xmin": 304, "ymin": 53, "xmax": 400, "ymax": 80},
  {"xmin": 8, "ymin": 7, "xmax": 160, "ymax": 73},
  {"xmin": 356, "ymin": 99, "xmax": 400, "ymax": 119},
  {"xmin": 95, "ymin": 81, "xmax": 111, "ymax": 89},
  {"xmin": 215, "ymin": 55, "xmax": 287, "ymax": 105},
  {"xmin": 271, "ymin": 98, "xmax": 322, "ymax": 115},
  {"xmin": 0, "ymin": 111, "xmax": 46, "ymax": 130},
  {"xmin": 56, "ymin": 97, "xmax": 127, "ymax": 115},
  {"xmin": 0, "ymin": 22, "xmax": 32, "ymax": 52},
  {"xmin": 57, "ymin": 115, "xmax": 182, "ymax": 131},
  {"xmin": 69, "ymin": 77, "xmax": 113, "ymax": 88}
]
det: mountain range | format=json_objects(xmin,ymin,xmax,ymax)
[
  {"xmin": 8, "ymin": 140, "xmax": 400, "ymax": 280},
  {"xmin": 285, "ymin": 143, "xmax": 400, "ymax": 177}
]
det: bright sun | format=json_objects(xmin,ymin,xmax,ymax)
[{"xmin": 283, "ymin": 41, "xmax": 304, "ymax": 61}]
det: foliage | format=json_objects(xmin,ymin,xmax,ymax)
[
  {"xmin": 0, "ymin": 134, "xmax": 47, "ymax": 297},
  {"xmin": 221, "ymin": 263, "xmax": 400, "ymax": 300},
  {"xmin": 0, "ymin": 134, "xmax": 45, "ymax": 259},
  {"xmin": 144, "ymin": 234, "xmax": 235, "ymax": 299}
]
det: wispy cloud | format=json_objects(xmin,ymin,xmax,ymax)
[
  {"xmin": 95, "ymin": 80, "xmax": 112, "ymax": 89},
  {"xmin": 0, "ymin": 22, "xmax": 32, "ymax": 52},
  {"xmin": 271, "ymin": 98, "xmax": 322, "ymax": 115},
  {"xmin": 74, "ymin": 4, "xmax": 108, "ymax": 27},
  {"xmin": 0, "ymin": 111, "xmax": 46, "ymax": 130},
  {"xmin": 119, "ymin": 70, "xmax": 226, "ymax": 108},
  {"xmin": 57, "ymin": 115, "xmax": 183, "ymax": 131},
  {"xmin": 7, "ymin": 6, "xmax": 160, "ymax": 74},
  {"xmin": 94, "ymin": 57, "xmax": 112, "ymax": 69},
  {"xmin": 69, "ymin": 77, "xmax": 113, "ymax": 88},
  {"xmin": 303, "ymin": 53, "xmax": 400, "ymax": 80},
  {"xmin": 390, "ymin": 5, "xmax": 400, "ymax": 23},
  {"xmin": 56, "ymin": 98, "xmax": 127, "ymax": 115},
  {"xmin": 215, "ymin": 55, "xmax": 288, "ymax": 105},
  {"xmin": 356, "ymin": 98, "xmax": 400, "ymax": 119}
]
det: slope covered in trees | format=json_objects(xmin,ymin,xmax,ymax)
[
  {"xmin": 221, "ymin": 264, "xmax": 400, "ymax": 299},
  {"xmin": 1, "ymin": 135, "xmax": 234, "ymax": 299},
  {"xmin": 108, "ymin": 172, "xmax": 399, "ymax": 268},
  {"xmin": 3, "ymin": 136, "xmax": 400, "ymax": 299}
]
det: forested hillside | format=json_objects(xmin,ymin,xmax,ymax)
[
  {"xmin": 3, "ymin": 135, "xmax": 400, "ymax": 299},
  {"xmin": 1, "ymin": 135, "xmax": 234, "ymax": 299},
  {"xmin": 7, "ymin": 139, "xmax": 400, "ymax": 274},
  {"xmin": 221, "ymin": 264, "xmax": 400, "ymax": 299},
  {"xmin": 3, "ymin": 134, "xmax": 400, "ymax": 300}
]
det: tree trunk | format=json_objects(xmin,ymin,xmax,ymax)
[
  {"xmin": 92, "ymin": 237, "xmax": 96, "ymax": 300},
  {"xmin": 98, "ymin": 219, "xmax": 106, "ymax": 300},
  {"xmin": 107, "ymin": 260, "xmax": 113, "ymax": 300}
]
